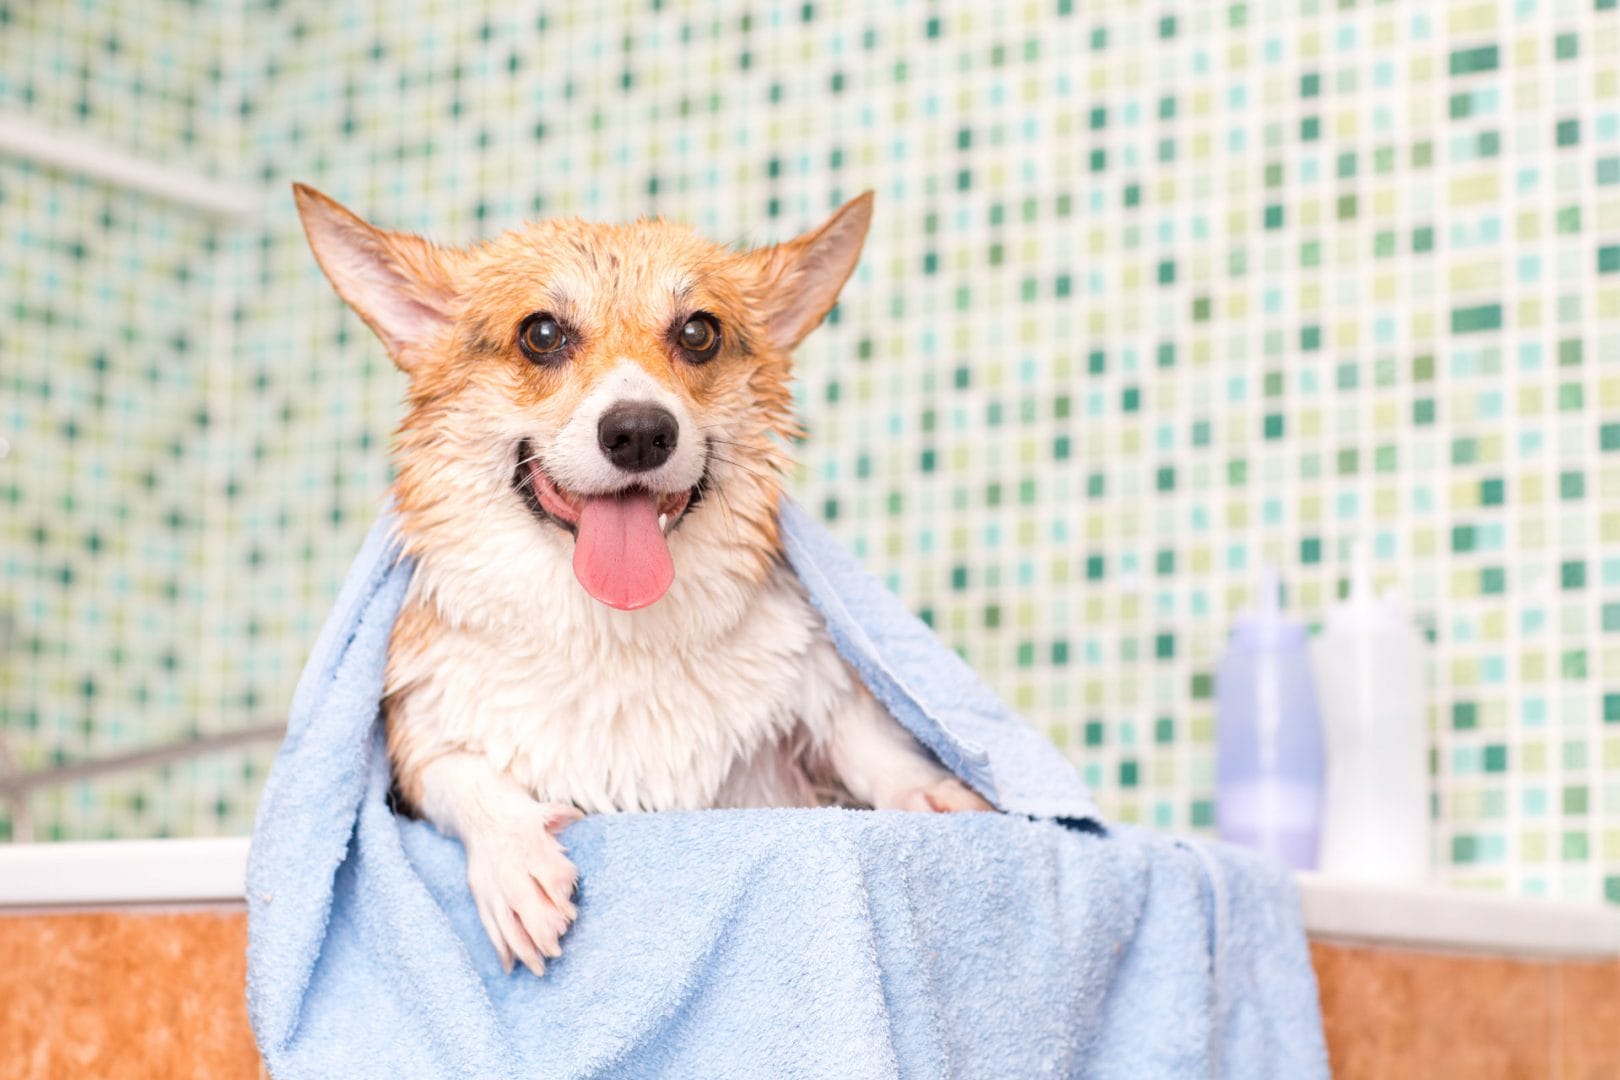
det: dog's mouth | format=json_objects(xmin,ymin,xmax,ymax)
[{"xmin": 513, "ymin": 440, "xmax": 699, "ymax": 612}]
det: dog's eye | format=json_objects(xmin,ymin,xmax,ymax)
[
  {"xmin": 677, "ymin": 314, "xmax": 720, "ymax": 359},
  {"xmin": 518, "ymin": 314, "xmax": 568, "ymax": 362}
]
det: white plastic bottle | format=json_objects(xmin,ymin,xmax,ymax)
[{"xmin": 1309, "ymin": 544, "xmax": 1431, "ymax": 883}]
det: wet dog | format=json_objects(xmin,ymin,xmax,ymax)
[{"xmin": 294, "ymin": 186, "xmax": 991, "ymax": 975}]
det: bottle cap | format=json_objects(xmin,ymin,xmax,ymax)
[
  {"xmin": 1230, "ymin": 563, "xmax": 1307, "ymax": 649},
  {"xmin": 1323, "ymin": 540, "xmax": 1409, "ymax": 636}
]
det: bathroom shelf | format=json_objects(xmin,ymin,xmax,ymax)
[
  {"xmin": 1297, "ymin": 871, "xmax": 1620, "ymax": 959},
  {"xmin": 0, "ymin": 837, "xmax": 248, "ymax": 908},
  {"xmin": 3, "ymin": 836, "xmax": 1619, "ymax": 960}
]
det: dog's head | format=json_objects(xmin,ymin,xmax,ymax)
[{"xmin": 293, "ymin": 185, "xmax": 871, "ymax": 613}]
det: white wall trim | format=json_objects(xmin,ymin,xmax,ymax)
[
  {"xmin": 0, "ymin": 837, "xmax": 248, "ymax": 907},
  {"xmin": 2, "ymin": 837, "xmax": 1618, "ymax": 959},
  {"xmin": 1297, "ymin": 872, "xmax": 1620, "ymax": 959},
  {"xmin": 0, "ymin": 111, "xmax": 257, "ymax": 219}
]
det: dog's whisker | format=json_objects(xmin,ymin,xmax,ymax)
[
  {"xmin": 696, "ymin": 430, "xmax": 770, "ymax": 451},
  {"xmin": 701, "ymin": 436, "xmax": 790, "ymax": 470},
  {"xmin": 706, "ymin": 452, "xmax": 781, "ymax": 487},
  {"xmin": 711, "ymin": 479, "xmax": 744, "ymax": 548},
  {"xmin": 704, "ymin": 438, "xmax": 778, "ymax": 460}
]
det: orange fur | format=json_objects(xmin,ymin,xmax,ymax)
[
  {"xmin": 293, "ymin": 187, "xmax": 989, "ymax": 975},
  {"xmin": 293, "ymin": 185, "xmax": 872, "ymax": 810}
]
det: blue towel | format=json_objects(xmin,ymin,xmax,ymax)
[{"xmin": 247, "ymin": 501, "xmax": 1328, "ymax": 1078}]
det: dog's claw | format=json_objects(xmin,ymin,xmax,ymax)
[{"xmin": 466, "ymin": 801, "xmax": 580, "ymax": 976}]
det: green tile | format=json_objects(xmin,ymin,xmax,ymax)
[
  {"xmin": 0, "ymin": 0, "xmax": 1613, "ymax": 909},
  {"xmin": 1449, "ymin": 45, "xmax": 1499, "ymax": 75},
  {"xmin": 1452, "ymin": 303, "xmax": 1503, "ymax": 334}
]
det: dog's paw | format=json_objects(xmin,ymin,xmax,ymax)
[
  {"xmin": 464, "ymin": 801, "xmax": 583, "ymax": 976},
  {"xmin": 893, "ymin": 777, "xmax": 995, "ymax": 813}
]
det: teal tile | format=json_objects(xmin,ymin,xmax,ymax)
[{"xmin": 0, "ymin": 0, "xmax": 1614, "ymax": 910}]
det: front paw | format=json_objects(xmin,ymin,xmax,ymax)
[
  {"xmin": 464, "ymin": 801, "xmax": 582, "ymax": 976},
  {"xmin": 893, "ymin": 777, "xmax": 995, "ymax": 813}
]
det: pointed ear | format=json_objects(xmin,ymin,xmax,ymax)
[
  {"xmin": 292, "ymin": 183, "xmax": 456, "ymax": 369},
  {"xmin": 743, "ymin": 191, "xmax": 874, "ymax": 352}
]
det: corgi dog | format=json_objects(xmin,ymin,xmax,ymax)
[{"xmin": 293, "ymin": 185, "xmax": 992, "ymax": 976}]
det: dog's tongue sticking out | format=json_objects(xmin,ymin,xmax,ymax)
[{"xmin": 572, "ymin": 492, "xmax": 674, "ymax": 610}]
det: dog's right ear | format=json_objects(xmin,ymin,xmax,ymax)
[{"xmin": 292, "ymin": 183, "xmax": 456, "ymax": 372}]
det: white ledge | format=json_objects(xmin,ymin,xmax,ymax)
[
  {"xmin": 1, "ymin": 838, "xmax": 1618, "ymax": 959},
  {"xmin": 0, "ymin": 111, "xmax": 258, "ymax": 219},
  {"xmin": 0, "ymin": 837, "xmax": 248, "ymax": 907},
  {"xmin": 1296, "ymin": 871, "xmax": 1620, "ymax": 959}
]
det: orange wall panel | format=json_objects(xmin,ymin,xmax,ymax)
[
  {"xmin": 0, "ymin": 910, "xmax": 259, "ymax": 1080},
  {"xmin": 4, "ymin": 910, "xmax": 1620, "ymax": 1078}
]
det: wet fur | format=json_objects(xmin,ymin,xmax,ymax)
[{"xmin": 294, "ymin": 185, "xmax": 991, "ymax": 975}]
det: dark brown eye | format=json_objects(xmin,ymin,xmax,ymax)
[
  {"xmin": 518, "ymin": 313, "xmax": 567, "ymax": 362},
  {"xmin": 677, "ymin": 314, "xmax": 720, "ymax": 359}
]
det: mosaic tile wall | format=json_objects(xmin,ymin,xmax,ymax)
[
  {"xmin": 0, "ymin": 0, "xmax": 266, "ymax": 839},
  {"xmin": 2, "ymin": 0, "xmax": 1618, "ymax": 904}
]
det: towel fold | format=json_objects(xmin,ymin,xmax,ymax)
[{"xmin": 247, "ymin": 502, "xmax": 1328, "ymax": 1078}]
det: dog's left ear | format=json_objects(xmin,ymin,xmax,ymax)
[{"xmin": 743, "ymin": 191, "xmax": 874, "ymax": 352}]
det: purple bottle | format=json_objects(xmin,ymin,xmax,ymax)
[{"xmin": 1215, "ymin": 565, "xmax": 1325, "ymax": 870}]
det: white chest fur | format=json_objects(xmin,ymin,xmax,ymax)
[{"xmin": 387, "ymin": 518, "xmax": 862, "ymax": 814}]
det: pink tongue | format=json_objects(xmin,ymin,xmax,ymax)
[{"xmin": 572, "ymin": 492, "xmax": 674, "ymax": 610}]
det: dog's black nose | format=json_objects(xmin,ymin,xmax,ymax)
[{"xmin": 598, "ymin": 403, "xmax": 678, "ymax": 472}]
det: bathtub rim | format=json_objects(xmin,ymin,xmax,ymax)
[{"xmin": 2, "ymin": 836, "xmax": 1618, "ymax": 959}]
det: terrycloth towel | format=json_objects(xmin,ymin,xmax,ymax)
[{"xmin": 247, "ymin": 501, "xmax": 1328, "ymax": 1078}]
